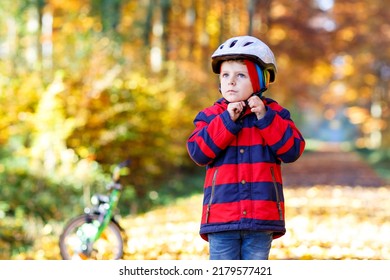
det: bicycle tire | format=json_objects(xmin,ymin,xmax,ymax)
[{"xmin": 59, "ymin": 214, "xmax": 124, "ymax": 260}]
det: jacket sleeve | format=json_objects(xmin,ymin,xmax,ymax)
[
  {"xmin": 254, "ymin": 102, "xmax": 305, "ymax": 163},
  {"xmin": 187, "ymin": 109, "xmax": 242, "ymax": 166}
]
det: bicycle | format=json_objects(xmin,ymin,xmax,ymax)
[{"xmin": 59, "ymin": 160, "xmax": 130, "ymax": 260}]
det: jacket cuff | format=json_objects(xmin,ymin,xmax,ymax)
[
  {"xmin": 254, "ymin": 106, "xmax": 276, "ymax": 129},
  {"xmin": 221, "ymin": 110, "xmax": 242, "ymax": 134}
]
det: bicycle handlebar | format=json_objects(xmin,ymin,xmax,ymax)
[{"xmin": 112, "ymin": 159, "xmax": 131, "ymax": 183}]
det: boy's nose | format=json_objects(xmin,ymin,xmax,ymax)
[{"xmin": 228, "ymin": 78, "xmax": 236, "ymax": 85}]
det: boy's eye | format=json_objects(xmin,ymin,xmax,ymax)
[{"xmin": 221, "ymin": 73, "xmax": 246, "ymax": 78}]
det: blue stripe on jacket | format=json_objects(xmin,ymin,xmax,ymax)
[{"xmin": 203, "ymin": 181, "xmax": 284, "ymax": 205}]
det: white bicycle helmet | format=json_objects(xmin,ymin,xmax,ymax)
[{"xmin": 211, "ymin": 35, "xmax": 277, "ymax": 83}]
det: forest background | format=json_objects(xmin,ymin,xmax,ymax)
[{"xmin": 0, "ymin": 0, "xmax": 389, "ymax": 259}]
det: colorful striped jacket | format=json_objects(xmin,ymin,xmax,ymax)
[{"xmin": 187, "ymin": 97, "xmax": 305, "ymax": 241}]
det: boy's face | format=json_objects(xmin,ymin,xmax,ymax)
[{"xmin": 219, "ymin": 60, "xmax": 254, "ymax": 103}]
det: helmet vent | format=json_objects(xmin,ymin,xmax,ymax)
[
  {"xmin": 243, "ymin": 42, "xmax": 253, "ymax": 47},
  {"xmin": 229, "ymin": 40, "xmax": 238, "ymax": 48}
]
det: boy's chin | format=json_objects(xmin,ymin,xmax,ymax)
[
  {"xmin": 223, "ymin": 96, "xmax": 242, "ymax": 103},
  {"xmin": 225, "ymin": 98, "xmax": 244, "ymax": 103}
]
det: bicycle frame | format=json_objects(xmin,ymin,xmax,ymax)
[{"xmin": 89, "ymin": 183, "xmax": 122, "ymax": 243}]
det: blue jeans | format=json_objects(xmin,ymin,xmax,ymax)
[{"xmin": 208, "ymin": 230, "xmax": 273, "ymax": 260}]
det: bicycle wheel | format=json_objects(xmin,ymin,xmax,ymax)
[{"xmin": 59, "ymin": 214, "xmax": 123, "ymax": 260}]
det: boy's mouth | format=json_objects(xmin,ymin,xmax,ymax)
[{"xmin": 226, "ymin": 90, "xmax": 237, "ymax": 94}]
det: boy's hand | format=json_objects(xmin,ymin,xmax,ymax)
[
  {"xmin": 227, "ymin": 101, "xmax": 246, "ymax": 122},
  {"xmin": 248, "ymin": 95, "xmax": 266, "ymax": 119}
]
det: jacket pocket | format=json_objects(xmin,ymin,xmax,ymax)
[
  {"xmin": 205, "ymin": 168, "xmax": 218, "ymax": 223},
  {"xmin": 270, "ymin": 166, "xmax": 283, "ymax": 220}
]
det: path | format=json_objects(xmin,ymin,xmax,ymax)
[{"xmin": 282, "ymin": 149, "xmax": 387, "ymax": 187}]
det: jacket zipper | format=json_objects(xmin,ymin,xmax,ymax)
[
  {"xmin": 270, "ymin": 166, "xmax": 283, "ymax": 220},
  {"xmin": 205, "ymin": 168, "xmax": 218, "ymax": 223}
]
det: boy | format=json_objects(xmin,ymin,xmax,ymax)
[{"xmin": 186, "ymin": 35, "xmax": 305, "ymax": 260}]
